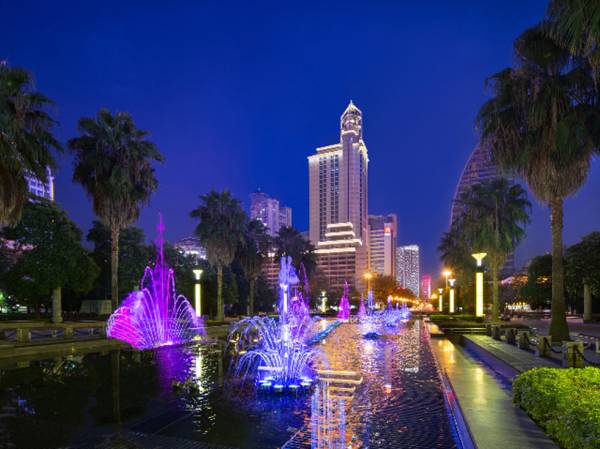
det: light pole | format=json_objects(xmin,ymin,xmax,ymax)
[
  {"xmin": 320, "ymin": 290, "xmax": 327, "ymax": 313},
  {"xmin": 438, "ymin": 287, "xmax": 444, "ymax": 312},
  {"xmin": 448, "ymin": 278, "xmax": 456, "ymax": 314},
  {"xmin": 193, "ymin": 269, "xmax": 203, "ymax": 318},
  {"xmin": 442, "ymin": 269, "xmax": 452, "ymax": 288},
  {"xmin": 472, "ymin": 253, "xmax": 487, "ymax": 317},
  {"xmin": 364, "ymin": 272, "xmax": 373, "ymax": 297}
]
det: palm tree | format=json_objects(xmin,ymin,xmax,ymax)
[
  {"xmin": 238, "ymin": 219, "xmax": 270, "ymax": 316},
  {"xmin": 69, "ymin": 109, "xmax": 163, "ymax": 310},
  {"xmin": 438, "ymin": 221, "xmax": 475, "ymax": 291},
  {"xmin": 477, "ymin": 26, "xmax": 600, "ymax": 340},
  {"xmin": 0, "ymin": 64, "xmax": 61, "ymax": 226},
  {"xmin": 275, "ymin": 226, "xmax": 316, "ymax": 277},
  {"xmin": 546, "ymin": 0, "xmax": 600, "ymax": 91},
  {"xmin": 191, "ymin": 190, "xmax": 247, "ymax": 321},
  {"xmin": 459, "ymin": 179, "xmax": 531, "ymax": 321}
]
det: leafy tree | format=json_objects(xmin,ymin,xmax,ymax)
[
  {"xmin": 371, "ymin": 274, "xmax": 398, "ymax": 301},
  {"xmin": 458, "ymin": 179, "xmax": 530, "ymax": 321},
  {"xmin": 238, "ymin": 219, "xmax": 270, "ymax": 315},
  {"xmin": 477, "ymin": 26, "xmax": 600, "ymax": 340},
  {"xmin": 87, "ymin": 221, "xmax": 151, "ymax": 300},
  {"xmin": 69, "ymin": 109, "xmax": 163, "ymax": 310},
  {"xmin": 565, "ymin": 232, "xmax": 600, "ymax": 296},
  {"xmin": 520, "ymin": 255, "xmax": 553, "ymax": 310},
  {"xmin": 1, "ymin": 201, "xmax": 98, "ymax": 318},
  {"xmin": 0, "ymin": 64, "xmax": 61, "ymax": 227},
  {"xmin": 274, "ymin": 226, "xmax": 316, "ymax": 278},
  {"xmin": 190, "ymin": 190, "xmax": 247, "ymax": 321}
]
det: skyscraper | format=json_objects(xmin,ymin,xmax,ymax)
[
  {"xmin": 368, "ymin": 214, "xmax": 397, "ymax": 278},
  {"xmin": 25, "ymin": 167, "xmax": 54, "ymax": 201},
  {"xmin": 420, "ymin": 274, "xmax": 432, "ymax": 300},
  {"xmin": 451, "ymin": 142, "xmax": 515, "ymax": 276},
  {"xmin": 309, "ymin": 101, "xmax": 369, "ymax": 290},
  {"xmin": 249, "ymin": 190, "xmax": 292, "ymax": 236},
  {"xmin": 396, "ymin": 245, "xmax": 420, "ymax": 297}
]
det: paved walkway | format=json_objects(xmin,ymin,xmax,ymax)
[
  {"xmin": 463, "ymin": 335, "xmax": 558, "ymax": 373},
  {"xmin": 431, "ymin": 339, "xmax": 558, "ymax": 449}
]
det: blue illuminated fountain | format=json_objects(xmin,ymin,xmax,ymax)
[
  {"xmin": 230, "ymin": 256, "xmax": 315, "ymax": 392},
  {"xmin": 107, "ymin": 216, "xmax": 203, "ymax": 350}
]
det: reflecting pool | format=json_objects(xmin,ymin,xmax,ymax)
[{"xmin": 0, "ymin": 320, "xmax": 460, "ymax": 449}]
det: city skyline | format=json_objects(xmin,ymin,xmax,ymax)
[{"xmin": 3, "ymin": 0, "xmax": 599, "ymax": 276}]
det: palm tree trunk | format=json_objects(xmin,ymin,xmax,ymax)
[
  {"xmin": 491, "ymin": 262, "xmax": 499, "ymax": 322},
  {"xmin": 248, "ymin": 279, "xmax": 255, "ymax": 316},
  {"xmin": 111, "ymin": 227, "xmax": 120, "ymax": 311},
  {"xmin": 549, "ymin": 197, "xmax": 570, "ymax": 342},
  {"xmin": 216, "ymin": 265, "xmax": 224, "ymax": 321}
]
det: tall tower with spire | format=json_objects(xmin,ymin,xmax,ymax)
[{"xmin": 308, "ymin": 101, "xmax": 369, "ymax": 291}]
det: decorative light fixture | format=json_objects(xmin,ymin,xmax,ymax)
[
  {"xmin": 438, "ymin": 287, "xmax": 444, "ymax": 312},
  {"xmin": 193, "ymin": 269, "xmax": 203, "ymax": 318},
  {"xmin": 472, "ymin": 253, "xmax": 487, "ymax": 317},
  {"xmin": 448, "ymin": 278, "xmax": 456, "ymax": 314}
]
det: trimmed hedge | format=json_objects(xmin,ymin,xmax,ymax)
[
  {"xmin": 429, "ymin": 314, "xmax": 484, "ymax": 322},
  {"xmin": 513, "ymin": 367, "xmax": 600, "ymax": 449}
]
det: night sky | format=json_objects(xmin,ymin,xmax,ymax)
[{"xmin": 2, "ymin": 0, "xmax": 599, "ymax": 277}]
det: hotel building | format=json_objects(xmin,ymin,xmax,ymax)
[
  {"xmin": 309, "ymin": 101, "xmax": 369, "ymax": 291},
  {"xmin": 250, "ymin": 190, "xmax": 292, "ymax": 236},
  {"xmin": 368, "ymin": 214, "xmax": 397, "ymax": 278}
]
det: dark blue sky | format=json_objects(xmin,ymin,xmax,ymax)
[{"xmin": 2, "ymin": 0, "xmax": 599, "ymax": 276}]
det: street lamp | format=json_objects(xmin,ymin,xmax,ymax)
[
  {"xmin": 442, "ymin": 269, "xmax": 452, "ymax": 288},
  {"xmin": 437, "ymin": 287, "xmax": 444, "ymax": 312},
  {"xmin": 364, "ymin": 272, "xmax": 373, "ymax": 296},
  {"xmin": 320, "ymin": 290, "xmax": 328, "ymax": 313},
  {"xmin": 448, "ymin": 278, "xmax": 456, "ymax": 314},
  {"xmin": 193, "ymin": 269, "xmax": 203, "ymax": 318},
  {"xmin": 472, "ymin": 253, "xmax": 487, "ymax": 317}
]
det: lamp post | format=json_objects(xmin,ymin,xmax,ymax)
[
  {"xmin": 320, "ymin": 290, "xmax": 327, "ymax": 313},
  {"xmin": 438, "ymin": 287, "xmax": 444, "ymax": 312},
  {"xmin": 442, "ymin": 269, "xmax": 452, "ymax": 288},
  {"xmin": 193, "ymin": 269, "xmax": 203, "ymax": 318},
  {"xmin": 472, "ymin": 253, "xmax": 487, "ymax": 317},
  {"xmin": 448, "ymin": 278, "xmax": 456, "ymax": 314},
  {"xmin": 364, "ymin": 272, "xmax": 373, "ymax": 297}
]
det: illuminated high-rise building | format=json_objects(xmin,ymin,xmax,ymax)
[
  {"xmin": 368, "ymin": 214, "xmax": 397, "ymax": 278},
  {"xmin": 309, "ymin": 101, "xmax": 369, "ymax": 290},
  {"xmin": 250, "ymin": 190, "xmax": 292, "ymax": 236},
  {"xmin": 451, "ymin": 142, "xmax": 515, "ymax": 276},
  {"xmin": 25, "ymin": 167, "xmax": 54, "ymax": 201},
  {"xmin": 396, "ymin": 245, "xmax": 420, "ymax": 297},
  {"xmin": 420, "ymin": 274, "xmax": 432, "ymax": 300}
]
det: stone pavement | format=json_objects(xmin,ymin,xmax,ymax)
[
  {"xmin": 431, "ymin": 338, "xmax": 558, "ymax": 449},
  {"xmin": 463, "ymin": 335, "xmax": 558, "ymax": 373}
]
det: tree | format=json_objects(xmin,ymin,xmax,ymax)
[
  {"xmin": 0, "ymin": 64, "xmax": 61, "ymax": 227},
  {"xmin": 238, "ymin": 219, "xmax": 270, "ymax": 315},
  {"xmin": 69, "ymin": 109, "xmax": 163, "ymax": 310},
  {"xmin": 459, "ymin": 179, "xmax": 530, "ymax": 321},
  {"xmin": 565, "ymin": 232, "xmax": 600, "ymax": 318},
  {"xmin": 371, "ymin": 274, "xmax": 398, "ymax": 301},
  {"xmin": 1, "ymin": 201, "xmax": 98, "ymax": 318},
  {"xmin": 274, "ymin": 226, "xmax": 316, "ymax": 278},
  {"xmin": 521, "ymin": 255, "xmax": 553, "ymax": 310},
  {"xmin": 87, "ymin": 221, "xmax": 151, "ymax": 300},
  {"xmin": 546, "ymin": 0, "xmax": 600, "ymax": 91},
  {"xmin": 477, "ymin": 26, "xmax": 600, "ymax": 340},
  {"xmin": 438, "ymin": 221, "xmax": 477, "ymax": 293},
  {"xmin": 190, "ymin": 190, "xmax": 247, "ymax": 321}
]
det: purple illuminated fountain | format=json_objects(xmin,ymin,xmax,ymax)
[
  {"xmin": 337, "ymin": 281, "xmax": 350, "ymax": 320},
  {"xmin": 230, "ymin": 256, "xmax": 315, "ymax": 392},
  {"xmin": 107, "ymin": 216, "xmax": 203, "ymax": 349},
  {"xmin": 357, "ymin": 296, "xmax": 366, "ymax": 317}
]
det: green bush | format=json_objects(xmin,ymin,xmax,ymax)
[{"xmin": 513, "ymin": 367, "xmax": 600, "ymax": 449}]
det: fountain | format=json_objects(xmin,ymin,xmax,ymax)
[
  {"xmin": 337, "ymin": 281, "xmax": 350, "ymax": 320},
  {"xmin": 230, "ymin": 257, "xmax": 315, "ymax": 392},
  {"xmin": 106, "ymin": 216, "xmax": 203, "ymax": 350},
  {"xmin": 357, "ymin": 296, "xmax": 366, "ymax": 317}
]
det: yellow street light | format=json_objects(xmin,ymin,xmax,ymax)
[
  {"xmin": 472, "ymin": 253, "xmax": 487, "ymax": 317},
  {"xmin": 448, "ymin": 278, "xmax": 456, "ymax": 314},
  {"xmin": 437, "ymin": 287, "xmax": 444, "ymax": 312},
  {"xmin": 442, "ymin": 269, "xmax": 452, "ymax": 287},
  {"xmin": 193, "ymin": 269, "xmax": 203, "ymax": 318}
]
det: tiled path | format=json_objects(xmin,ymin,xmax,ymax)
[
  {"xmin": 463, "ymin": 335, "xmax": 558, "ymax": 373},
  {"xmin": 431, "ymin": 339, "xmax": 558, "ymax": 449}
]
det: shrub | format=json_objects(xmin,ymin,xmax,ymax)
[
  {"xmin": 513, "ymin": 367, "xmax": 600, "ymax": 449},
  {"xmin": 429, "ymin": 314, "xmax": 483, "ymax": 322}
]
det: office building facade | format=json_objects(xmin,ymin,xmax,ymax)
[
  {"xmin": 250, "ymin": 190, "xmax": 292, "ymax": 237},
  {"xmin": 396, "ymin": 245, "xmax": 420, "ymax": 297},
  {"xmin": 308, "ymin": 101, "xmax": 369, "ymax": 290},
  {"xmin": 368, "ymin": 214, "xmax": 397, "ymax": 278}
]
